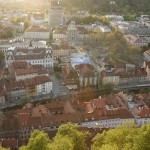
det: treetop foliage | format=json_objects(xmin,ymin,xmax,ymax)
[
  {"xmin": 15, "ymin": 123, "xmax": 150, "ymax": 150},
  {"xmin": 62, "ymin": 0, "xmax": 150, "ymax": 15}
]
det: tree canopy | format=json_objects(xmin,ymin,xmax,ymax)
[
  {"xmin": 88, "ymin": 29, "xmax": 142, "ymax": 65},
  {"xmin": 0, "ymin": 147, "xmax": 10, "ymax": 150},
  {"xmin": 92, "ymin": 123, "xmax": 150, "ymax": 150},
  {"xmin": 76, "ymin": 86, "xmax": 97, "ymax": 102},
  {"xmin": 0, "ymin": 51, "xmax": 4, "ymax": 65},
  {"xmin": 19, "ymin": 123, "xmax": 88, "ymax": 150},
  {"xmin": 54, "ymin": 123, "xmax": 88, "ymax": 150},
  {"xmin": 17, "ymin": 123, "xmax": 150, "ymax": 150},
  {"xmin": 62, "ymin": 0, "xmax": 150, "ymax": 15},
  {"xmin": 19, "ymin": 130, "xmax": 50, "ymax": 150}
]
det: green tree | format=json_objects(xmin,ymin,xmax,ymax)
[
  {"xmin": 21, "ymin": 96, "xmax": 31, "ymax": 105},
  {"xmin": 0, "ymin": 51, "xmax": 4, "ymax": 65},
  {"xmin": 24, "ymin": 21, "xmax": 30, "ymax": 30},
  {"xmin": 55, "ymin": 123, "xmax": 88, "ymax": 150},
  {"xmin": 49, "ymin": 136, "xmax": 73, "ymax": 150},
  {"xmin": 19, "ymin": 130, "xmax": 50, "ymax": 150},
  {"xmin": 103, "ymin": 83, "xmax": 114, "ymax": 94},
  {"xmin": 0, "ymin": 147, "xmax": 10, "ymax": 150},
  {"xmin": 77, "ymin": 86, "xmax": 97, "ymax": 102},
  {"xmin": 140, "ymin": 45, "xmax": 149, "ymax": 54},
  {"xmin": 92, "ymin": 123, "xmax": 137, "ymax": 150},
  {"xmin": 99, "ymin": 144, "xmax": 119, "ymax": 150},
  {"xmin": 133, "ymin": 123, "xmax": 150, "ymax": 150},
  {"xmin": 19, "ymin": 146, "xmax": 27, "ymax": 150},
  {"xmin": 3, "ymin": 30, "xmax": 13, "ymax": 38}
]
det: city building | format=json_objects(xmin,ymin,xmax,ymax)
[
  {"xmin": 24, "ymin": 26, "xmax": 50, "ymax": 41},
  {"xmin": 48, "ymin": 0, "xmax": 64, "ymax": 27},
  {"xmin": 53, "ymin": 27, "xmax": 67, "ymax": 40},
  {"xmin": 62, "ymin": 65, "xmax": 79, "ymax": 90},
  {"xmin": 144, "ymin": 49, "xmax": 150, "ymax": 61},
  {"xmin": 5, "ymin": 44, "xmax": 53, "ymax": 71},
  {"xmin": 75, "ymin": 63, "xmax": 98, "ymax": 88},
  {"xmin": 101, "ymin": 71, "xmax": 120, "ymax": 85},
  {"xmin": 5, "ymin": 80, "xmax": 26, "ymax": 102},
  {"xmin": 124, "ymin": 34, "xmax": 150, "ymax": 48},
  {"xmin": 51, "ymin": 39, "xmax": 70, "ymax": 62},
  {"xmin": 31, "ymin": 12, "xmax": 48, "ymax": 25},
  {"xmin": 66, "ymin": 21, "xmax": 89, "ymax": 45}
]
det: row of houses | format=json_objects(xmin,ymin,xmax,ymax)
[
  {"xmin": 60, "ymin": 61, "xmax": 150, "ymax": 90},
  {"xmin": 0, "ymin": 61, "xmax": 52, "ymax": 104},
  {"xmin": 0, "ymin": 92, "xmax": 134, "ymax": 139},
  {"xmin": 1, "ymin": 91, "xmax": 150, "ymax": 139}
]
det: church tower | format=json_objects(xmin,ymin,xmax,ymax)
[
  {"xmin": 48, "ymin": 0, "xmax": 64, "ymax": 27},
  {"xmin": 5, "ymin": 47, "xmax": 15, "ymax": 68},
  {"xmin": 45, "ymin": 45, "xmax": 53, "ymax": 59}
]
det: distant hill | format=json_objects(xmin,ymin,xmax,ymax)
[{"xmin": 62, "ymin": 0, "xmax": 150, "ymax": 15}]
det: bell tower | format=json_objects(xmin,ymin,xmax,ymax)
[
  {"xmin": 5, "ymin": 47, "xmax": 15, "ymax": 68},
  {"xmin": 45, "ymin": 45, "xmax": 53, "ymax": 59}
]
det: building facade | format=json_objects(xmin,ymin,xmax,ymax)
[{"xmin": 48, "ymin": 0, "xmax": 64, "ymax": 27}]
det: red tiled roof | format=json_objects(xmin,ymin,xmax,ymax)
[
  {"xmin": 16, "ymin": 69, "xmax": 38, "ymax": 76},
  {"xmin": 62, "ymin": 66, "xmax": 78, "ymax": 79},
  {"xmin": 51, "ymin": 43, "xmax": 69, "ymax": 50},
  {"xmin": 26, "ymin": 26, "xmax": 49, "ymax": 32},
  {"xmin": 117, "ymin": 67, "xmax": 147, "ymax": 78},
  {"xmin": 83, "ymin": 102, "xmax": 94, "ymax": 113},
  {"xmin": 75, "ymin": 64, "xmax": 95, "ymax": 77},
  {"xmin": 14, "ymin": 54, "xmax": 46, "ymax": 60},
  {"xmin": 115, "ymin": 63, "xmax": 126, "ymax": 68},
  {"xmin": 5, "ymin": 81, "xmax": 25, "ymax": 92},
  {"xmin": 11, "ymin": 61, "xmax": 29, "ymax": 70},
  {"xmin": 91, "ymin": 98, "xmax": 106, "ymax": 109},
  {"xmin": 31, "ymin": 64, "xmax": 44, "ymax": 70},
  {"xmin": 77, "ymin": 26, "xmax": 88, "ymax": 34},
  {"xmin": 24, "ymin": 76, "xmax": 51, "ymax": 87},
  {"xmin": 139, "ymin": 108, "xmax": 150, "ymax": 118},
  {"xmin": 53, "ymin": 27, "xmax": 67, "ymax": 34},
  {"xmin": 38, "ymin": 69, "xmax": 48, "ymax": 75}
]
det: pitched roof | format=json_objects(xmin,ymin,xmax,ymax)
[
  {"xmin": 75, "ymin": 64, "xmax": 96, "ymax": 77},
  {"xmin": 26, "ymin": 26, "xmax": 49, "ymax": 32},
  {"xmin": 11, "ymin": 61, "xmax": 29, "ymax": 70},
  {"xmin": 139, "ymin": 108, "xmax": 150, "ymax": 118},
  {"xmin": 24, "ymin": 75, "xmax": 51, "ymax": 87},
  {"xmin": 16, "ymin": 69, "xmax": 38, "ymax": 76},
  {"xmin": 14, "ymin": 54, "xmax": 46, "ymax": 60},
  {"xmin": 5, "ymin": 81, "xmax": 25, "ymax": 92},
  {"xmin": 62, "ymin": 65, "xmax": 78, "ymax": 79},
  {"xmin": 91, "ymin": 98, "xmax": 106, "ymax": 109},
  {"xmin": 77, "ymin": 26, "xmax": 88, "ymax": 34}
]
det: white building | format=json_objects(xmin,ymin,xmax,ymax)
[
  {"xmin": 105, "ymin": 15, "xmax": 124, "ymax": 21},
  {"xmin": 15, "ymin": 69, "xmax": 38, "ymax": 81},
  {"xmin": 101, "ymin": 71, "xmax": 120, "ymax": 85},
  {"xmin": 0, "ymin": 42, "xmax": 12, "ymax": 54},
  {"xmin": 36, "ymin": 76, "xmax": 52, "ymax": 95},
  {"xmin": 100, "ymin": 26, "xmax": 111, "ymax": 33},
  {"xmin": 53, "ymin": 27, "xmax": 67, "ymax": 40},
  {"xmin": 66, "ymin": 21, "xmax": 89, "ymax": 44},
  {"xmin": 24, "ymin": 75, "xmax": 53, "ymax": 95},
  {"xmin": 81, "ymin": 107, "xmax": 134, "ymax": 128},
  {"xmin": 24, "ymin": 26, "xmax": 50, "ymax": 41},
  {"xmin": 5, "ymin": 44, "xmax": 54, "ymax": 71},
  {"xmin": 31, "ymin": 12, "xmax": 48, "ymax": 25}
]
